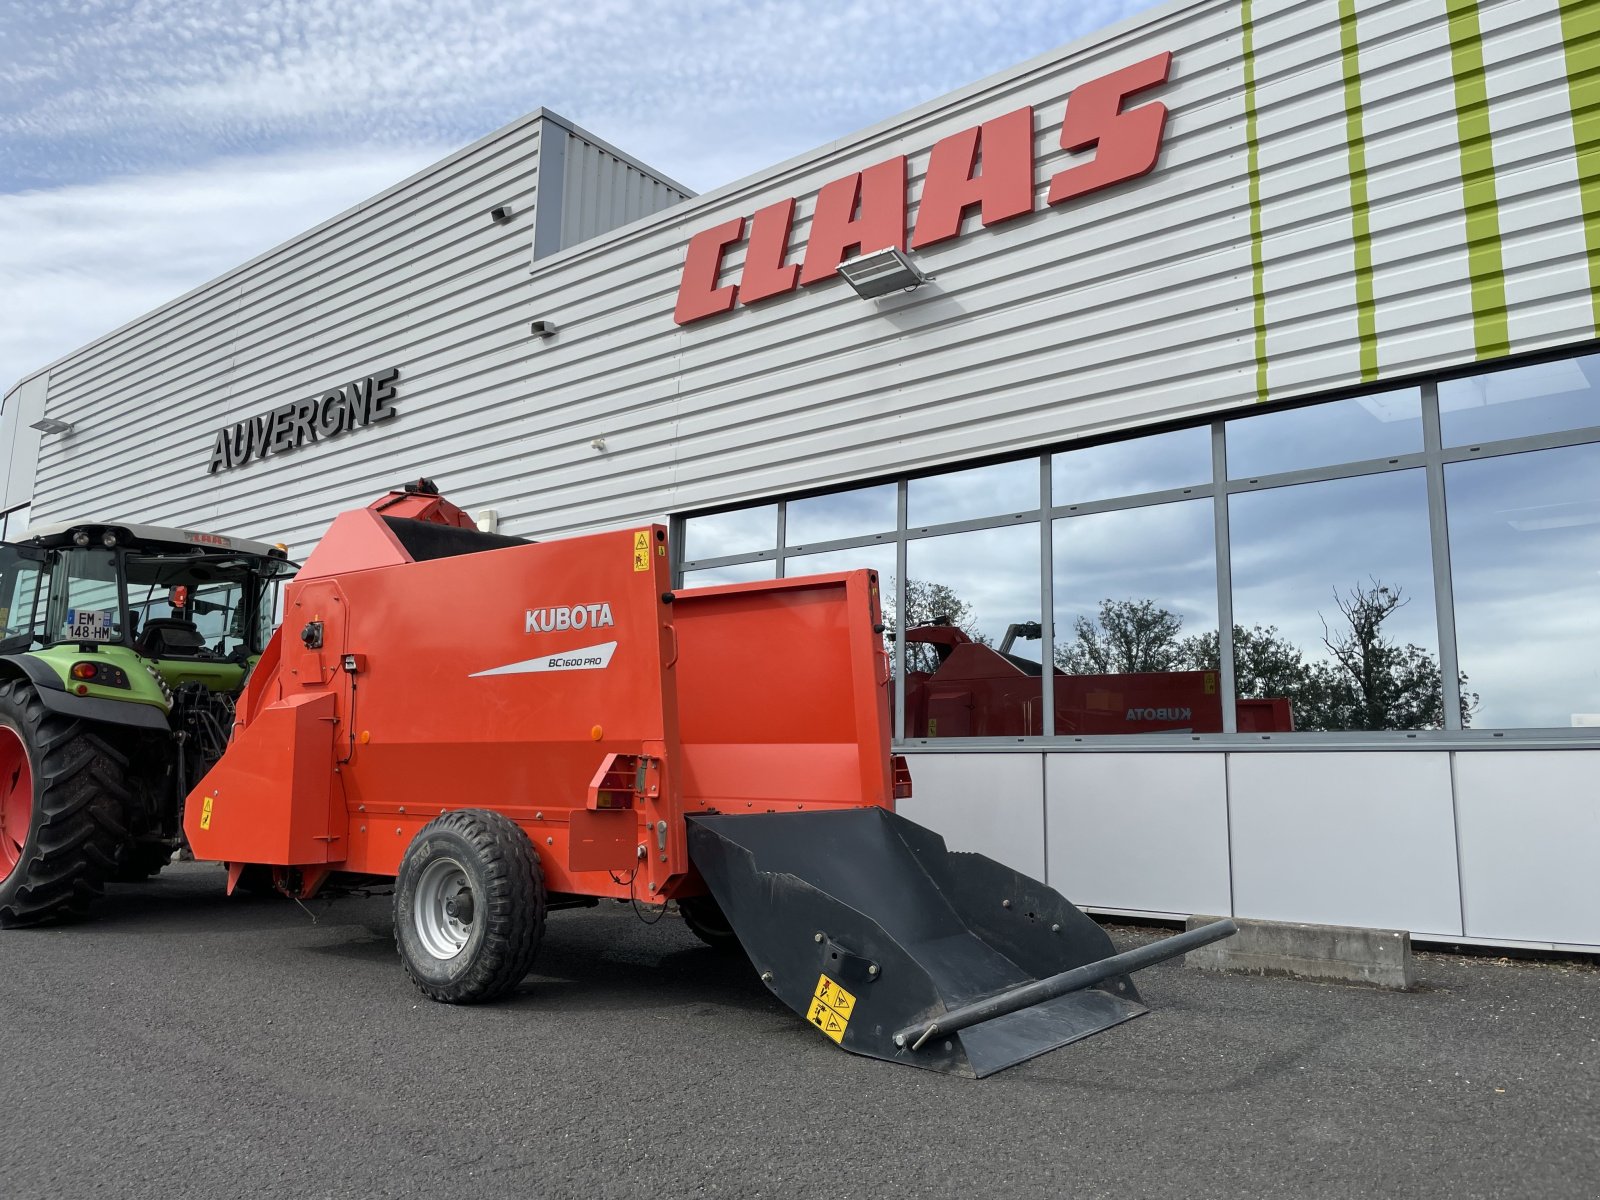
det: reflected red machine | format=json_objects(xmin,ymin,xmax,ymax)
[{"xmin": 903, "ymin": 624, "xmax": 1293, "ymax": 738}]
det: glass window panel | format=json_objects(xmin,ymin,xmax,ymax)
[
  {"xmin": 681, "ymin": 504, "xmax": 777, "ymax": 562},
  {"xmin": 785, "ymin": 544, "xmax": 895, "ymax": 587},
  {"xmin": 907, "ymin": 459, "xmax": 1038, "ymax": 528},
  {"xmin": 1229, "ymin": 470, "xmax": 1441, "ymax": 731},
  {"xmin": 681, "ymin": 560, "xmax": 777, "ymax": 587},
  {"xmin": 786, "ymin": 483, "xmax": 896, "ymax": 547},
  {"xmin": 1052, "ymin": 427, "xmax": 1211, "ymax": 507},
  {"xmin": 1446, "ymin": 443, "xmax": 1600, "ymax": 728},
  {"xmin": 1439, "ymin": 353, "xmax": 1600, "ymax": 446},
  {"xmin": 1226, "ymin": 389, "xmax": 1423, "ymax": 479},
  {"xmin": 1052, "ymin": 499, "xmax": 1220, "ymax": 734},
  {"xmin": 903, "ymin": 524, "xmax": 1041, "ymax": 738}
]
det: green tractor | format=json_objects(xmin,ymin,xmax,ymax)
[{"xmin": 0, "ymin": 518, "xmax": 295, "ymax": 925}]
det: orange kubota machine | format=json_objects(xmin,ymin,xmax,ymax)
[{"xmin": 184, "ymin": 482, "xmax": 1234, "ymax": 1078}]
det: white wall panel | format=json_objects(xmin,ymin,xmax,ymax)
[
  {"xmin": 1045, "ymin": 753, "xmax": 1231, "ymax": 917},
  {"xmin": 1454, "ymin": 751, "xmax": 1600, "ymax": 945},
  {"xmin": 896, "ymin": 753, "xmax": 1045, "ymax": 880},
  {"xmin": 1229, "ymin": 752, "xmax": 1462, "ymax": 935}
]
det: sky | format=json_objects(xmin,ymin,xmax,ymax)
[{"xmin": 0, "ymin": 0, "xmax": 1156, "ymax": 398}]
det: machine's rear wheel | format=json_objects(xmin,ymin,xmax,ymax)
[
  {"xmin": 679, "ymin": 894, "xmax": 742, "ymax": 952},
  {"xmin": 0, "ymin": 680, "xmax": 129, "ymax": 927},
  {"xmin": 394, "ymin": 809, "xmax": 545, "ymax": 1003}
]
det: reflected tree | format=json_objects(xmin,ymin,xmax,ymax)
[
  {"xmin": 883, "ymin": 578, "xmax": 991, "ymax": 674},
  {"xmin": 1057, "ymin": 598, "xmax": 1185, "ymax": 673},
  {"xmin": 1057, "ymin": 582, "xmax": 1479, "ymax": 731},
  {"xmin": 1313, "ymin": 579, "xmax": 1479, "ymax": 730}
]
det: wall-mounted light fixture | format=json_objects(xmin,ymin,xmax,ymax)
[
  {"xmin": 837, "ymin": 247, "xmax": 931, "ymax": 299},
  {"xmin": 530, "ymin": 320, "xmax": 558, "ymax": 338},
  {"xmin": 489, "ymin": 204, "xmax": 514, "ymax": 224},
  {"xmin": 29, "ymin": 417, "xmax": 73, "ymax": 435}
]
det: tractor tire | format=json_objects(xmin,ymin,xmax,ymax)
[
  {"xmin": 394, "ymin": 809, "xmax": 545, "ymax": 1004},
  {"xmin": 679, "ymin": 894, "xmax": 742, "ymax": 952},
  {"xmin": 0, "ymin": 679, "xmax": 130, "ymax": 927}
]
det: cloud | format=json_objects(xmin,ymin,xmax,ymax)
[
  {"xmin": 1, "ymin": 0, "xmax": 1153, "ymax": 192},
  {"xmin": 0, "ymin": 143, "xmax": 448, "ymax": 397}
]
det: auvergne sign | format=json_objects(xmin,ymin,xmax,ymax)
[{"xmin": 207, "ymin": 367, "xmax": 399, "ymax": 473}]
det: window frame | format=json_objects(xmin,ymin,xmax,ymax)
[{"xmin": 674, "ymin": 346, "xmax": 1600, "ymax": 751}]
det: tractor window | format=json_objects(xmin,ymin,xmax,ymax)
[
  {"xmin": 0, "ymin": 548, "xmax": 51, "ymax": 650},
  {"xmin": 124, "ymin": 555, "xmax": 280, "ymax": 657},
  {"xmin": 54, "ymin": 548, "xmax": 123, "ymax": 644}
]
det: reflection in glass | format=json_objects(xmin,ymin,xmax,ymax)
[
  {"xmin": 785, "ymin": 545, "xmax": 895, "ymax": 588},
  {"xmin": 1052, "ymin": 499, "xmax": 1223, "ymax": 733},
  {"xmin": 1439, "ymin": 353, "xmax": 1600, "ymax": 446},
  {"xmin": 1226, "ymin": 389, "xmax": 1422, "ymax": 479},
  {"xmin": 902, "ymin": 524, "xmax": 1041, "ymax": 737},
  {"xmin": 1229, "ymin": 470, "xmax": 1443, "ymax": 731},
  {"xmin": 786, "ymin": 483, "xmax": 896, "ymax": 547},
  {"xmin": 907, "ymin": 459, "xmax": 1038, "ymax": 528},
  {"xmin": 1052, "ymin": 427, "xmax": 1210, "ymax": 507},
  {"xmin": 681, "ymin": 505, "xmax": 777, "ymax": 561},
  {"xmin": 1446, "ymin": 443, "xmax": 1600, "ymax": 728},
  {"xmin": 680, "ymin": 560, "xmax": 777, "ymax": 586}
]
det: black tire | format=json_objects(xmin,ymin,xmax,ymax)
[
  {"xmin": 0, "ymin": 679, "xmax": 130, "ymax": 927},
  {"xmin": 679, "ymin": 894, "xmax": 742, "ymax": 952},
  {"xmin": 394, "ymin": 809, "xmax": 544, "ymax": 1003}
]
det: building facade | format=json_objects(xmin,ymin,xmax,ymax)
[{"xmin": 4, "ymin": 0, "xmax": 1597, "ymax": 950}]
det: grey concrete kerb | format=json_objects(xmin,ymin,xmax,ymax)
[{"xmin": 1183, "ymin": 914, "xmax": 1415, "ymax": 990}]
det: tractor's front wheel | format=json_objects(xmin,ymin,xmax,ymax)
[
  {"xmin": 0, "ymin": 680, "xmax": 130, "ymax": 927},
  {"xmin": 394, "ymin": 810, "xmax": 545, "ymax": 1003}
]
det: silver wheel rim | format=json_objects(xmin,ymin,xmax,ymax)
[{"xmin": 413, "ymin": 857, "xmax": 474, "ymax": 960}]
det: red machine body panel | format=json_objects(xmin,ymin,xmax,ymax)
[{"xmin": 184, "ymin": 493, "xmax": 898, "ymax": 902}]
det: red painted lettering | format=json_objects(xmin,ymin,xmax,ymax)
[
  {"xmin": 739, "ymin": 197, "xmax": 801, "ymax": 304},
  {"xmin": 798, "ymin": 156, "xmax": 908, "ymax": 286},
  {"xmin": 672, "ymin": 216, "xmax": 745, "ymax": 325},
  {"xmin": 1047, "ymin": 51, "xmax": 1172, "ymax": 206},
  {"xmin": 911, "ymin": 106, "xmax": 1035, "ymax": 250}
]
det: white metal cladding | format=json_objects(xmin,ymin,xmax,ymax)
[
  {"xmin": 0, "ymin": 373, "xmax": 48, "ymax": 513},
  {"xmin": 16, "ymin": 0, "xmax": 1599, "ymax": 547},
  {"xmin": 359, "ymin": 0, "xmax": 1598, "ymax": 542},
  {"xmin": 23, "ymin": 114, "xmax": 547, "ymax": 550}
]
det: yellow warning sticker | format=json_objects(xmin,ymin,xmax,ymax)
[
  {"xmin": 632, "ymin": 530, "xmax": 651, "ymax": 572},
  {"xmin": 808, "ymin": 973, "xmax": 857, "ymax": 1044},
  {"xmin": 199, "ymin": 796, "xmax": 214, "ymax": 831}
]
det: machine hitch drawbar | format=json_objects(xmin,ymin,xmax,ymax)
[{"xmin": 894, "ymin": 918, "xmax": 1239, "ymax": 1052}]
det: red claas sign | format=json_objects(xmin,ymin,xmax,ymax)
[{"xmin": 673, "ymin": 51, "xmax": 1173, "ymax": 326}]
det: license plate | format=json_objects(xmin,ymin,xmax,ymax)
[{"xmin": 66, "ymin": 608, "xmax": 114, "ymax": 642}]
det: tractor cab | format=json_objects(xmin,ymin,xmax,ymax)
[{"xmin": 0, "ymin": 520, "xmax": 294, "ymax": 685}]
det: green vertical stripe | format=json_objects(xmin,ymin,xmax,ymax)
[
  {"xmin": 1445, "ymin": 0, "xmax": 1510, "ymax": 359},
  {"xmin": 1338, "ymin": 0, "xmax": 1379, "ymax": 382},
  {"xmin": 1559, "ymin": 0, "xmax": 1600, "ymax": 332},
  {"xmin": 1241, "ymin": 0, "xmax": 1269, "ymax": 401}
]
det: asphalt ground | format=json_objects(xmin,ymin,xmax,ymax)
[{"xmin": 1, "ymin": 862, "xmax": 1596, "ymax": 1200}]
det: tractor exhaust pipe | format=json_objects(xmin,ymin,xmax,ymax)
[{"xmin": 893, "ymin": 918, "xmax": 1238, "ymax": 1051}]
